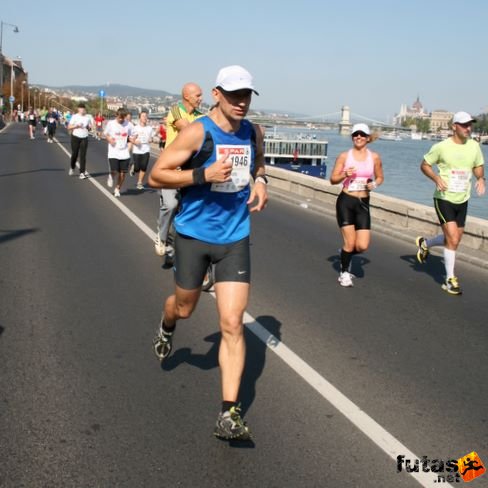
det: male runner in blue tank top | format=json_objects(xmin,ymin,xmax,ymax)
[{"xmin": 148, "ymin": 65, "xmax": 268, "ymax": 441}]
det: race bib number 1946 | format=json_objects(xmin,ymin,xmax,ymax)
[{"xmin": 211, "ymin": 145, "xmax": 251, "ymax": 193}]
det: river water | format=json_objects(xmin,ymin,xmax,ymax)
[{"xmin": 271, "ymin": 127, "xmax": 488, "ymax": 221}]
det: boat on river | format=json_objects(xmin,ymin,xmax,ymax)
[
  {"xmin": 264, "ymin": 132, "xmax": 328, "ymax": 178},
  {"xmin": 379, "ymin": 131, "xmax": 402, "ymax": 141}
]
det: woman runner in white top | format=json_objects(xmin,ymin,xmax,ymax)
[{"xmin": 330, "ymin": 123, "xmax": 384, "ymax": 287}]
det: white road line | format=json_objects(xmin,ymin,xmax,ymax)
[{"xmin": 55, "ymin": 138, "xmax": 447, "ymax": 488}]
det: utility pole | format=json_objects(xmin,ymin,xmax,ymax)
[{"xmin": 0, "ymin": 21, "xmax": 20, "ymax": 109}]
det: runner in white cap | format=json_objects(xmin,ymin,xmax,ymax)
[
  {"xmin": 149, "ymin": 65, "xmax": 267, "ymax": 441},
  {"xmin": 415, "ymin": 111, "xmax": 485, "ymax": 295},
  {"xmin": 330, "ymin": 123, "xmax": 383, "ymax": 287}
]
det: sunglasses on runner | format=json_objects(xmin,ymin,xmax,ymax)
[{"xmin": 352, "ymin": 131, "xmax": 368, "ymax": 138}]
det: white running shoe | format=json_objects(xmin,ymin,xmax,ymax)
[
  {"xmin": 114, "ymin": 187, "xmax": 121, "ymax": 198},
  {"xmin": 136, "ymin": 182, "xmax": 144, "ymax": 190},
  {"xmin": 107, "ymin": 174, "xmax": 113, "ymax": 188},
  {"xmin": 68, "ymin": 168, "xmax": 75, "ymax": 176},
  {"xmin": 338, "ymin": 271, "xmax": 354, "ymax": 287},
  {"xmin": 79, "ymin": 172, "xmax": 87, "ymax": 180},
  {"xmin": 154, "ymin": 236, "xmax": 165, "ymax": 256}
]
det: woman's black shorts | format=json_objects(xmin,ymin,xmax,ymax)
[{"xmin": 336, "ymin": 191, "xmax": 371, "ymax": 230}]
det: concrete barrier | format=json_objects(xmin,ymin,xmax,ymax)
[{"xmin": 266, "ymin": 165, "xmax": 488, "ymax": 255}]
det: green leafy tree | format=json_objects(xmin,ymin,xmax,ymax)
[
  {"xmin": 400, "ymin": 116, "xmax": 416, "ymax": 128},
  {"xmin": 401, "ymin": 116, "xmax": 430, "ymax": 133},
  {"xmin": 416, "ymin": 118, "xmax": 430, "ymax": 133},
  {"xmin": 474, "ymin": 114, "xmax": 488, "ymax": 135}
]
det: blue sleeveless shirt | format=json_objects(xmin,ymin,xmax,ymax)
[{"xmin": 174, "ymin": 116, "xmax": 256, "ymax": 244}]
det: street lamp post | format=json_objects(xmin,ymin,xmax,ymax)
[
  {"xmin": 9, "ymin": 60, "xmax": 13, "ymax": 115},
  {"xmin": 21, "ymin": 80, "xmax": 25, "ymax": 113},
  {"xmin": 0, "ymin": 20, "xmax": 20, "ymax": 108}
]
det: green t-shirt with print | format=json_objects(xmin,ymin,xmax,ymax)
[{"xmin": 423, "ymin": 137, "xmax": 484, "ymax": 204}]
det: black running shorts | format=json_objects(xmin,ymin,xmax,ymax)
[
  {"xmin": 109, "ymin": 158, "xmax": 130, "ymax": 173},
  {"xmin": 132, "ymin": 153, "xmax": 150, "ymax": 172},
  {"xmin": 434, "ymin": 198, "xmax": 468, "ymax": 227},
  {"xmin": 174, "ymin": 234, "xmax": 251, "ymax": 290},
  {"xmin": 336, "ymin": 191, "xmax": 371, "ymax": 229}
]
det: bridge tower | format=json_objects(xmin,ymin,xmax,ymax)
[{"xmin": 339, "ymin": 105, "xmax": 352, "ymax": 136}]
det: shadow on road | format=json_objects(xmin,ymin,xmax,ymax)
[
  {"xmin": 160, "ymin": 315, "xmax": 281, "ymax": 449},
  {"xmin": 400, "ymin": 254, "xmax": 445, "ymax": 285},
  {"xmin": 0, "ymin": 325, "xmax": 4, "ymax": 338},
  {"xmin": 327, "ymin": 252, "xmax": 371, "ymax": 278},
  {"xmin": 121, "ymin": 188, "xmax": 159, "ymax": 197},
  {"xmin": 0, "ymin": 169, "xmax": 64, "ymax": 178},
  {"xmin": 240, "ymin": 315, "xmax": 281, "ymax": 415},
  {"xmin": 0, "ymin": 228, "xmax": 39, "ymax": 245},
  {"xmin": 161, "ymin": 332, "xmax": 220, "ymax": 373},
  {"xmin": 87, "ymin": 171, "xmax": 110, "ymax": 179},
  {"xmin": 160, "ymin": 315, "xmax": 281, "ymax": 417}
]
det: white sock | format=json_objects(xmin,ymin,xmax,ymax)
[
  {"xmin": 443, "ymin": 248, "xmax": 456, "ymax": 279},
  {"xmin": 426, "ymin": 234, "xmax": 445, "ymax": 248}
]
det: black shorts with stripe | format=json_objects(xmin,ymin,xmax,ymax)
[{"xmin": 434, "ymin": 198, "xmax": 468, "ymax": 227}]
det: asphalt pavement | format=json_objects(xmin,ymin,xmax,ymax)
[{"xmin": 1, "ymin": 122, "xmax": 487, "ymax": 488}]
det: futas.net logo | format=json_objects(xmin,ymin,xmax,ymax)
[{"xmin": 397, "ymin": 451, "xmax": 486, "ymax": 483}]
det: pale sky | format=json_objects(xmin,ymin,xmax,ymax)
[{"xmin": 2, "ymin": 0, "xmax": 487, "ymax": 120}]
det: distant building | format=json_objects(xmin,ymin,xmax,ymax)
[
  {"xmin": 106, "ymin": 100, "xmax": 122, "ymax": 111},
  {"xmin": 394, "ymin": 96, "xmax": 429, "ymax": 125},
  {"xmin": 1, "ymin": 55, "xmax": 27, "ymax": 103},
  {"xmin": 430, "ymin": 110, "xmax": 453, "ymax": 132},
  {"xmin": 395, "ymin": 96, "xmax": 454, "ymax": 134}
]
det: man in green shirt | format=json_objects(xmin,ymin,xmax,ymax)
[{"xmin": 415, "ymin": 111, "xmax": 485, "ymax": 295}]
